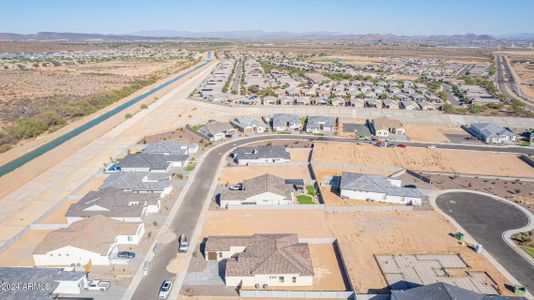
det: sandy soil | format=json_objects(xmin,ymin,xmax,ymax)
[
  {"xmin": 314, "ymin": 166, "xmax": 394, "ymax": 183},
  {"xmin": 0, "ymin": 229, "xmax": 50, "ymax": 266},
  {"xmin": 218, "ymin": 166, "xmax": 311, "ymax": 185},
  {"xmin": 404, "ymin": 125, "xmax": 466, "ymax": 143},
  {"xmin": 312, "ymin": 142, "xmax": 534, "ymax": 178},
  {"xmin": 321, "ymin": 186, "xmax": 399, "ymax": 207},
  {"xmin": 40, "ymin": 199, "xmax": 78, "ymax": 224},
  {"xmin": 288, "ymin": 149, "xmax": 311, "ymax": 163},
  {"xmin": 200, "ymin": 209, "xmax": 512, "ymax": 294}
]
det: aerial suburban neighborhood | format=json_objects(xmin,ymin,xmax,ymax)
[{"xmin": 0, "ymin": 1, "xmax": 534, "ymax": 300}]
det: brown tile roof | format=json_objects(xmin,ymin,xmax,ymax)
[
  {"xmin": 372, "ymin": 117, "xmax": 403, "ymax": 131},
  {"xmin": 220, "ymin": 174, "xmax": 294, "ymax": 201},
  {"xmin": 205, "ymin": 234, "xmax": 314, "ymax": 277},
  {"xmin": 34, "ymin": 215, "xmax": 141, "ymax": 255}
]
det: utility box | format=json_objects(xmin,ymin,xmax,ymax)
[
  {"xmin": 454, "ymin": 232, "xmax": 464, "ymax": 241},
  {"xmin": 514, "ymin": 284, "xmax": 526, "ymax": 296}
]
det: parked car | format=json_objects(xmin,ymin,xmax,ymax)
[
  {"xmin": 178, "ymin": 234, "xmax": 189, "ymax": 253},
  {"xmin": 427, "ymin": 145, "xmax": 436, "ymax": 149},
  {"xmin": 117, "ymin": 251, "xmax": 135, "ymax": 259},
  {"xmin": 405, "ymin": 184, "xmax": 417, "ymax": 188},
  {"xmin": 396, "ymin": 144, "xmax": 406, "ymax": 148},
  {"xmin": 158, "ymin": 280, "xmax": 173, "ymax": 299},
  {"xmin": 229, "ymin": 183, "xmax": 244, "ymax": 190},
  {"xmin": 84, "ymin": 280, "xmax": 111, "ymax": 292}
]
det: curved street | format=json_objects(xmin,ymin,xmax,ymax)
[
  {"xmin": 436, "ymin": 192, "xmax": 534, "ymax": 294},
  {"xmin": 132, "ymin": 134, "xmax": 534, "ymax": 299}
]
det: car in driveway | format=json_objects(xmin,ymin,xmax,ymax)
[
  {"xmin": 117, "ymin": 251, "xmax": 135, "ymax": 259},
  {"xmin": 158, "ymin": 280, "xmax": 173, "ymax": 299},
  {"xmin": 229, "ymin": 183, "xmax": 244, "ymax": 190},
  {"xmin": 178, "ymin": 234, "xmax": 189, "ymax": 253}
]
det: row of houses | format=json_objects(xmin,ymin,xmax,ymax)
[{"xmin": 32, "ymin": 141, "xmax": 198, "ymax": 267}]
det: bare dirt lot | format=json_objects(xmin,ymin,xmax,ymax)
[
  {"xmin": 0, "ymin": 229, "xmax": 50, "ymax": 266},
  {"xmin": 200, "ymin": 209, "xmax": 513, "ymax": 294},
  {"xmin": 218, "ymin": 165, "xmax": 311, "ymax": 185},
  {"xmin": 404, "ymin": 124, "xmax": 466, "ymax": 143},
  {"xmin": 312, "ymin": 142, "xmax": 534, "ymax": 178}
]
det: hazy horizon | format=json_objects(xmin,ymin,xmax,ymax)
[{"xmin": 2, "ymin": 0, "xmax": 534, "ymax": 36}]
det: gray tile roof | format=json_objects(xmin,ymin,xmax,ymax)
[
  {"xmin": 116, "ymin": 153, "xmax": 188, "ymax": 171},
  {"xmin": 143, "ymin": 141, "xmax": 196, "ymax": 155},
  {"xmin": 272, "ymin": 113, "xmax": 300, "ymax": 128},
  {"xmin": 201, "ymin": 121, "xmax": 234, "ymax": 137},
  {"xmin": 306, "ymin": 116, "xmax": 337, "ymax": 131},
  {"xmin": 230, "ymin": 116, "xmax": 266, "ymax": 130},
  {"xmin": 220, "ymin": 173, "xmax": 294, "ymax": 201},
  {"xmin": 342, "ymin": 123, "xmax": 371, "ymax": 137},
  {"xmin": 65, "ymin": 187, "xmax": 158, "ymax": 219},
  {"xmin": 340, "ymin": 172, "xmax": 423, "ymax": 198},
  {"xmin": 471, "ymin": 123, "xmax": 516, "ymax": 140},
  {"xmin": 205, "ymin": 234, "xmax": 314, "ymax": 277},
  {"xmin": 391, "ymin": 282, "xmax": 525, "ymax": 300},
  {"xmin": 101, "ymin": 172, "xmax": 171, "ymax": 192},
  {"xmin": 0, "ymin": 267, "xmax": 86, "ymax": 300},
  {"xmin": 232, "ymin": 145, "xmax": 290, "ymax": 161}
]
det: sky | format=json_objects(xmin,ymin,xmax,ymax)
[{"xmin": 2, "ymin": 0, "xmax": 534, "ymax": 36}]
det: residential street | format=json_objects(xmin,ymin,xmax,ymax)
[{"xmin": 130, "ymin": 134, "xmax": 534, "ymax": 299}]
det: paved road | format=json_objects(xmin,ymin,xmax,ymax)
[
  {"xmin": 496, "ymin": 55, "xmax": 534, "ymax": 111},
  {"xmin": 130, "ymin": 134, "xmax": 534, "ymax": 299},
  {"xmin": 436, "ymin": 192, "xmax": 534, "ymax": 294}
]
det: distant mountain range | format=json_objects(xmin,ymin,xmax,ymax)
[{"xmin": 0, "ymin": 30, "xmax": 532, "ymax": 42}]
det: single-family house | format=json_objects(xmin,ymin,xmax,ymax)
[
  {"xmin": 230, "ymin": 116, "xmax": 267, "ymax": 135},
  {"xmin": 204, "ymin": 234, "xmax": 314, "ymax": 287},
  {"xmin": 371, "ymin": 117, "xmax": 405, "ymax": 137},
  {"xmin": 143, "ymin": 141, "xmax": 198, "ymax": 155},
  {"xmin": 33, "ymin": 215, "xmax": 144, "ymax": 266},
  {"xmin": 340, "ymin": 172, "xmax": 423, "ymax": 205},
  {"xmin": 417, "ymin": 100, "xmax": 436, "ymax": 111},
  {"xmin": 219, "ymin": 174, "xmax": 296, "ymax": 207},
  {"xmin": 101, "ymin": 172, "xmax": 172, "ymax": 198},
  {"xmin": 0, "ymin": 267, "xmax": 87, "ymax": 299},
  {"xmin": 469, "ymin": 123, "xmax": 517, "ymax": 144},
  {"xmin": 342, "ymin": 123, "xmax": 372, "ymax": 140},
  {"xmin": 382, "ymin": 99, "xmax": 399, "ymax": 109},
  {"xmin": 365, "ymin": 98, "xmax": 382, "ymax": 108},
  {"xmin": 116, "ymin": 153, "xmax": 189, "ymax": 173},
  {"xmin": 400, "ymin": 100, "xmax": 419, "ymax": 111},
  {"xmin": 305, "ymin": 116, "xmax": 337, "ymax": 134},
  {"xmin": 262, "ymin": 96, "xmax": 278, "ymax": 105},
  {"xmin": 199, "ymin": 121, "xmax": 236, "ymax": 142},
  {"xmin": 271, "ymin": 113, "xmax": 302, "ymax": 131},
  {"xmin": 65, "ymin": 187, "xmax": 160, "ymax": 224},
  {"xmin": 231, "ymin": 146, "xmax": 290, "ymax": 166}
]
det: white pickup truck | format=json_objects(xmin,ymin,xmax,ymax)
[{"xmin": 84, "ymin": 279, "xmax": 111, "ymax": 292}]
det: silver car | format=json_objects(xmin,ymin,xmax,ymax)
[{"xmin": 158, "ymin": 280, "xmax": 172, "ymax": 299}]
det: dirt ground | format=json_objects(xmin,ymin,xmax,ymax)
[
  {"xmin": 312, "ymin": 142, "xmax": 534, "ymax": 178},
  {"xmin": 288, "ymin": 148, "xmax": 311, "ymax": 163},
  {"xmin": 40, "ymin": 199, "xmax": 78, "ymax": 224},
  {"xmin": 320, "ymin": 186, "xmax": 400, "ymax": 207},
  {"xmin": 0, "ymin": 229, "xmax": 50, "ymax": 266},
  {"xmin": 218, "ymin": 166, "xmax": 311, "ymax": 185},
  {"xmin": 313, "ymin": 166, "xmax": 396, "ymax": 183},
  {"xmin": 200, "ymin": 209, "xmax": 513, "ymax": 294},
  {"xmin": 404, "ymin": 125, "xmax": 466, "ymax": 143}
]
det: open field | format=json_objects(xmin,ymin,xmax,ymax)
[
  {"xmin": 218, "ymin": 165, "xmax": 311, "ymax": 185},
  {"xmin": 200, "ymin": 209, "xmax": 512, "ymax": 294},
  {"xmin": 288, "ymin": 148, "xmax": 311, "ymax": 162},
  {"xmin": 0, "ymin": 45, "xmax": 198, "ymax": 153},
  {"xmin": 312, "ymin": 142, "xmax": 534, "ymax": 178},
  {"xmin": 404, "ymin": 124, "xmax": 466, "ymax": 143}
]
